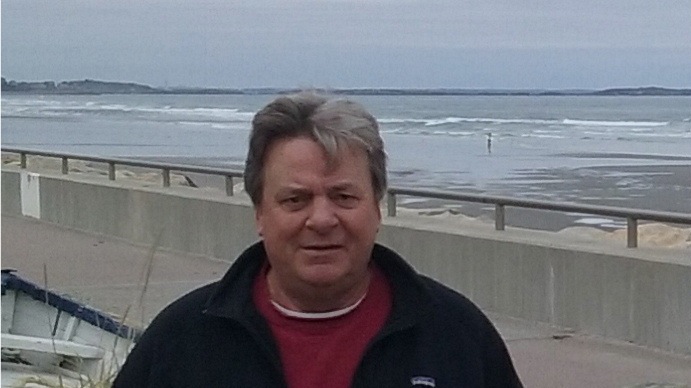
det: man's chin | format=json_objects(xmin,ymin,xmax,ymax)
[
  {"xmin": 299, "ymin": 247, "xmax": 346, "ymax": 259},
  {"xmin": 298, "ymin": 265, "xmax": 347, "ymax": 286}
]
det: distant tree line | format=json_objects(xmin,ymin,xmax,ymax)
[
  {"xmin": 1, "ymin": 77, "xmax": 159, "ymax": 94},
  {"xmin": 2, "ymin": 77, "xmax": 690, "ymax": 96}
]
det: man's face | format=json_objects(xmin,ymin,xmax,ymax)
[{"xmin": 255, "ymin": 136, "xmax": 381, "ymax": 297}]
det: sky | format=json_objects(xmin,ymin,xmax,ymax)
[{"xmin": 2, "ymin": 0, "xmax": 691, "ymax": 89}]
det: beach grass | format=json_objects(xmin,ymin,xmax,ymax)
[{"xmin": 10, "ymin": 238, "xmax": 160, "ymax": 388}]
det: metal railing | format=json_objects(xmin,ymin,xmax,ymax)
[
  {"xmin": 386, "ymin": 187, "xmax": 691, "ymax": 248},
  {"xmin": 2, "ymin": 147, "xmax": 244, "ymax": 196},
  {"xmin": 3, "ymin": 147, "xmax": 691, "ymax": 248}
]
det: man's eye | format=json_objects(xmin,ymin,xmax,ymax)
[
  {"xmin": 280, "ymin": 196, "xmax": 307, "ymax": 210},
  {"xmin": 333, "ymin": 193, "xmax": 358, "ymax": 208}
]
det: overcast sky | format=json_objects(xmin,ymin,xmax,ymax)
[{"xmin": 2, "ymin": 0, "xmax": 690, "ymax": 89}]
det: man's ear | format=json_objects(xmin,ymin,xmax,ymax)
[
  {"xmin": 375, "ymin": 198, "xmax": 382, "ymax": 222},
  {"xmin": 255, "ymin": 206, "xmax": 264, "ymax": 237}
]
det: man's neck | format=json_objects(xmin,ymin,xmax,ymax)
[{"xmin": 265, "ymin": 267, "xmax": 372, "ymax": 313}]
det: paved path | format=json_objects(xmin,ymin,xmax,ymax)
[{"xmin": 2, "ymin": 214, "xmax": 690, "ymax": 387}]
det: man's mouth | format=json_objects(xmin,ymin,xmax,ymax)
[{"xmin": 301, "ymin": 244, "xmax": 342, "ymax": 251}]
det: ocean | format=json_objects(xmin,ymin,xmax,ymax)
[{"xmin": 2, "ymin": 93, "xmax": 690, "ymax": 229}]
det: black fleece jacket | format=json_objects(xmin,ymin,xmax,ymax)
[{"xmin": 113, "ymin": 242, "xmax": 523, "ymax": 388}]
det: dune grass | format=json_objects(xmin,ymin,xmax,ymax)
[{"xmin": 11, "ymin": 235, "xmax": 161, "ymax": 388}]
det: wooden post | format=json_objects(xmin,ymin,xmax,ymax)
[
  {"xmin": 495, "ymin": 204, "xmax": 506, "ymax": 230},
  {"xmin": 225, "ymin": 176, "xmax": 234, "ymax": 196},
  {"xmin": 162, "ymin": 169, "xmax": 171, "ymax": 187},
  {"xmin": 627, "ymin": 217, "xmax": 638, "ymax": 248},
  {"xmin": 61, "ymin": 157, "xmax": 69, "ymax": 174},
  {"xmin": 387, "ymin": 192, "xmax": 397, "ymax": 217},
  {"xmin": 108, "ymin": 162, "xmax": 116, "ymax": 180}
]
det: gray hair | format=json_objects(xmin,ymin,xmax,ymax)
[{"xmin": 244, "ymin": 91, "xmax": 387, "ymax": 205}]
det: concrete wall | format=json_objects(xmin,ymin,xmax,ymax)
[
  {"xmin": 378, "ymin": 220, "xmax": 691, "ymax": 355},
  {"xmin": 1, "ymin": 170, "xmax": 21, "ymax": 215},
  {"xmin": 27, "ymin": 171, "xmax": 258, "ymax": 263},
  {"xmin": 3, "ymin": 167, "xmax": 690, "ymax": 355}
]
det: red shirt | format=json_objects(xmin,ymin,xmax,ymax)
[{"xmin": 253, "ymin": 265, "xmax": 392, "ymax": 388}]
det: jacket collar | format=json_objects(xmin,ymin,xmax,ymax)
[
  {"xmin": 203, "ymin": 242, "xmax": 266, "ymax": 320},
  {"xmin": 203, "ymin": 242, "xmax": 434, "ymax": 328}
]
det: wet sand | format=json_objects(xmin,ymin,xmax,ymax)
[{"xmin": 388, "ymin": 162, "xmax": 691, "ymax": 235}]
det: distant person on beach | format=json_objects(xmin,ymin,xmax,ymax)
[
  {"xmin": 487, "ymin": 132, "xmax": 492, "ymax": 154},
  {"xmin": 113, "ymin": 92, "xmax": 523, "ymax": 388}
]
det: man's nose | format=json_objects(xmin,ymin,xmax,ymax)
[{"xmin": 305, "ymin": 197, "xmax": 339, "ymax": 231}]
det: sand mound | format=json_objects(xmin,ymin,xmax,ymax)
[
  {"xmin": 395, "ymin": 206, "xmax": 689, "ymax": 250},
  {"xmin": 559, "ymin": 223, "xmax": 691, "ymax": 249},
  {"xmin": 3, "ymin": 154, "xmax": 196, "ymax": 187}
]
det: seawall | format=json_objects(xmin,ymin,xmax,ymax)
[{"xmin": 2, "ymin": 167, "xmax": 689, "ymax": 355}]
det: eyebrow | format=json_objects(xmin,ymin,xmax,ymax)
[
  {"xmin": 329, "ymin": 182, "xmax": 358, "ymax": 191},
  {"xmin": 275, "ymin": 182, "xmax": 360, "ymax": 196},
  {"xmin": 276, "ymin": 186, "xmax": 311, "ymax": 196}
]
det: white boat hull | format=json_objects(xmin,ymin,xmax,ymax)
[{"xmin": 1, "ymin": 270, "xmax": 139, "ymax": 387}]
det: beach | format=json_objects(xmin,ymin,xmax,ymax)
[
  {"xmin": 2, "ymin": 93, "xmax": 690, "ymax": 249},
  {"xmin": 4, "ymin": 154, "xmax": 689, "ymax": 251},
  {"xmin": 397, "ymin": 162, "xmax": 691, "ymax": 231},
  {"xmin": 110, "ymin": 154, "xmax": 691, "ymax": 235}
]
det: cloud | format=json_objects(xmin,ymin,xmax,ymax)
[{"xmin": 2, "ymin": 0, "xmax": 690, "ymax": 88}]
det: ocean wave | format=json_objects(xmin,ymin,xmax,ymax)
[
  {"xmin": 520, "ymin": 133, "xmax": 565, "ymax": 139},
  {"xmin": 2, "ymin": 102, "xmax": 256, "ymax": 123},
  {"xmin": 562, "ymin": 118, "xmax": 669, "ymax": 127},
  {"xmin": 143, "ymin": 106, "xmax": 253, "ymax": 119},
  {"xmin": 382, "ymin": 127, "xmax": 480, "ymax": 137},
  {"xmin": 379, "ymin": 117, "xmax": 555, "ymax": 126},
  {"xmin": 381, "ymin": 116, "xmax": 671, "ymax": 128},
  {"xmin": 378, "ymin": 118, "xmax": 429, "ymax": 124},
  {"xmin": 630, "ymin": 132, "xmax": 691, "ymax": 138},
  {"xmin": 1, "ymin": 98, "xmax": 57, "ymax": 107},
  {"xmin": 581, "ymin": 130, "xmax": 691, "ymax": 140},
  {"xmin": 177, "ymin": 122, "xmax": 249, "ymax": 131}
]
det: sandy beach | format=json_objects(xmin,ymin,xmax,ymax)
[{"xmin": 3, "ymin": 153, "xmax": 689, "ymax": 251}]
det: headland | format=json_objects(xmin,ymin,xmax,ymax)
[{"xmin": 2, "ymin": 77, "xmax": 690, "ymax": 96}]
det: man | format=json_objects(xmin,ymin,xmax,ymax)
[{"xmin": 113, "ymin": 92, "xmax": 523, "ymax": 387}]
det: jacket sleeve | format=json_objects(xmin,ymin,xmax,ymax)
[
  {"xmin": 480, "ymin": 318, "xmax": 524, "ymax": 388},
  {"xmin": 414, "ymin": 274, "xmax": 524, "ymax": 387},
  {"xmin": 112, "ymin": 316, "xmax": 174, "ymax": 388}
]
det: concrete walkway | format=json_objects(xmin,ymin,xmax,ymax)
[{"xmin": 2, "ymin": 214, "xmax": 690, "ymax": 387}]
